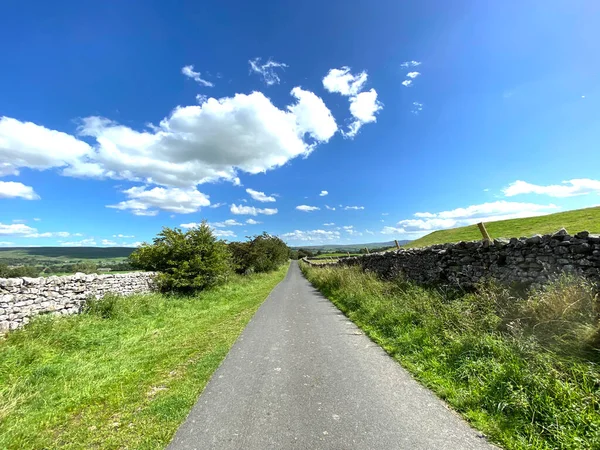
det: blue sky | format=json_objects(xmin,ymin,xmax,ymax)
[{"xmin": 1, "ymin": 0, "xmax": 599, "ymax": 247}]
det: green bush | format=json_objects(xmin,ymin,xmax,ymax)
[
  {"xmin": 229, "ymin": 233, "xmax": 289, "ymax": 274},
  {"xmin": 0, "ymin": 263, "xmax": 40, "ymax": 278},
  {"xmin": 129, "ymin": 223, "xmax": 231, "ymax": 293}
]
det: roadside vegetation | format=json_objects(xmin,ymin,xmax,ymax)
[
  {"xmin": 1, "ymin": 222, "xmax": 291, "ymax": 449},
  {"xmin": 406, "ymin": 206, "xmax": 600, "ymax": 248},
  {"xmin": 301, "ymin": 263, "xmax": 600, "ymax": 449}
]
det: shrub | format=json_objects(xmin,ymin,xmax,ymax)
[
  {"xmin": 229, "ymin": 233, "xmax": 289, "ymax": 274},
  {"xmin": 129, "ymin": 223, "xmax": 231, "ymax": 293}
]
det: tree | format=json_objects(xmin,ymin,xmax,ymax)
[
  {"xmin": 129, "ymin": 222, "xmax": 231, "ymax": 293},
  {"xmin": 229, "ymin": 233, "xmax": 289, "ymax": 274}
]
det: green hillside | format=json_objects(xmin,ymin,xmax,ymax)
[{"xmin": 405, "ymin": 206, "xmax": 600, "ymax": 248}]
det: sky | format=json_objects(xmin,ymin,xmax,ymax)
[{"xmin": 1, "ymin": 0, "xmax": 600, "ymax": 248}]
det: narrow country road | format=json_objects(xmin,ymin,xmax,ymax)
[{"xmin": 168, "ymin": 262, "xmax": 496, "ymax": 450}]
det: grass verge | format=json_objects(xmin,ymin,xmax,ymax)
[
  {"xmin": 300, "ymin": 262, "xmax": 600, "ymax": 449},
  {"xmin": 0, "ymin": 264, "xmax": 288, "ymax": 449}
]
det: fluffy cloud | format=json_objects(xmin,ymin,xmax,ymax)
[
  {"xmin": 0, "ymin": 223, "xmax": 36, "ymax": 236},
  {"xmin": 0, "ymin": 181, "xmax": 40, "ymax": 200},
  {"xmin": 281, "ymin": 229, "xmax": 341, "ymax": 242},
  {"xmin": 401, "ymin": 80, "xmax": 413, "ymax": 87},
  {"xmin": 0, "ymin": 116, "xmax": 91, "ymax": 176},
  {"xmin": 401, "ymin": 60, "xmax": 421, "ymax": 67},
  {"xmin": 25, "ymin": 231, "xmax": 71, "ymax": 238},
  {"xmin": 113, "ymin": 234, "xmax": 135, "ymax": 238},
  {"xmin": 59, "ymin": 238, "xmax": 97, "ymax": 247},
  {"xmin": 296, "ymin": 205, "xmax": 320, "ymax": 212},
  {"xmin": 323, "ymin": 222, "xmax": 335, "ymax": 226},
  {"xmin": 230, "ymin": 204, "xmax": 277, "ymax": 216},
  {"xmin": 343, "ymin": 225, "xmax": 362, "ymax": 236},
  {"xmin": 395, "ymin": 201, "xmax": 558, "ymax": 233},
  {"xmin": 213, "ymin": 229, "xmax": 236, "ymax": 238},
  {"xmin": 325, "ymin": 205, "xmax": 336, "ymax": 210},
  {"xmin": 503, "ymin": 179, "xmax": 600, "ymax": 198},
  {"xmin": 381, "ymin": 226, "xmax": 406, "ymax": 235},
  {"xmin": 181, "ymin": 65, "xmax": 214, "ymax": 87},
  {"xmin": 322, "ymin": 67, "xmax": 368, "ymax": 96},
  {"xmin": 319, "ymin": 190, "xmax": 328, "ymax": 196},
  {"xmin": 1, "ymin": 88, "xmax": 337, "ymax": 189},
  {"xmin": 249, "ymin": 58, "xmax": 288, "ymax": 85},
  {"xmin": 343, "ymin": 205, "xmax": 365, "ymax": 210},
  {"xmin": 406, "ymin": 72, "xmax": 420, "ymax": 79},
  {"xmin": 246, "ymin": 219, "xmax": 261, "ymax": 225},
  {"xmin": 246, "ymin": 188, "xmax": 276, "ymax": 202},
  {"xmin": 346, "ymin": 89, "xmax": 383, "ymax": 137},
  {"xmin": 108, "ymin": 186, "xmax": 210, "ymax": 216},
  {"xmin": 323, "ymin": 67, "xmax": 382, "ymax": 138},
  {"xmin": 212, "ymin": 219, "xmax": 243, "ymax": 227},
  {"xmin": 101, "ymin": 239, "xmax": 118, "ymax": 246}
]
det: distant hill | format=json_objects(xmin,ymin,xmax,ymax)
[
  {"xmin": 291, "ymin": 241, "xmax": 411, "ymax": 252},
  {"xmin": 0, "ymin": 247, "xmax": 136, "ymax": 259},
  {"xmin": 405, "ymin": 206, "xmax": 600, "ymax": 248}
]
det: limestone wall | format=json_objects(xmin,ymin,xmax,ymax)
[
  {"xmin": 0, "ymin": 272, "xmax": 155, "ymax": 332},
  {"xmin": 330, "ymin": 229, "xmax": 600, "ymax": 287}
]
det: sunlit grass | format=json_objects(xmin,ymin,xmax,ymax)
[
  {"xmin": 0, "ymin": 264, "xmax": 288, "ymax": 449},
  {"xmin": 301, "ymin": 262, "xmax": 600, "ymax": 449}
]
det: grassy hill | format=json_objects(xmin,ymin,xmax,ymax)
[
  {"xmin": 0, "ymin": 247, "xmax": 136, "ymax": 259},
  {"xmin": 405, "ymin": 206, "xmax": 600, "ymax": 248},
  {"xmin": 292, "ymin": 241, "xmax": 411, "ymax": 252}
]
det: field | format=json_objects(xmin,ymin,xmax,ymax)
[
  {"xmin": 406, "ymin": 206, "xmax": 600, "ymax": 248},
  {"xmin": 292, "ymin": 241, "xmax": 410, "ymax": 252},
  {"xmin": 301, "ymin": 262, "xmax": 600, "ymax": 449},
  {"xmin": 0, "ymin": 264, "xmax": 288, "ymax": 449},
  {"xmin": 311, "ymin": 252, "xmax": 361, "ymax": 259}
]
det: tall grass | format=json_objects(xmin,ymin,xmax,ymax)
[
  {"xmin": 0, "ymin": 265, "xmax": 288, "ymax": 449},
  {"xmin": 301, "ymin": 263, "xmax": 600, "ymax": 449}
]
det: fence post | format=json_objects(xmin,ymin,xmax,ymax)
[
  {"xmin": 477, "ymin": 222, "xmax": 492, "ymax": 242},
  {"xmin": 365, "ymin": 248, "xmax": 370, "ymax": 254},
  {"xmin": 394, "ymin": 240, "xmax": 400, "ymax": 249}
]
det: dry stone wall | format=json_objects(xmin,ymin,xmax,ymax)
[
  {"xmin": 0, "ymin": 272, "xmax": 155, "ymax": 332},
  {"xmin": 332, "ymin": 229, "xmax": 600, "ymax": 288}
]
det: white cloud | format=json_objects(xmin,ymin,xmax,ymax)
[
  {"xmin": 249, "ymin": 58, "xmax": 288, "ymax": 85},
  {"xmin": 213, "ymin": 229, "xmax": 236, "ymax": 238},
  {"xmin": 381, "ymin": 226, "xmax": 406, "ymax": 235},
  {"xmin": 0, "ymin": 241, "xmax": 14, "ymax": 246},
  {"xmin": 2, "ymin": 88, "xmax": 337, "ymax": 189},
  {"xmin": 344, "ymin": 205, "xmax": 365, "ymax": 210},
  {"xmin": 412, "ymin": 102, "xmax": 423, "ymax": 115},
  {"xmin": 323, "ymin": 222, "xmax": 335, "ymax": 226},
  {"xmin": 325, "ymin": 205, "xmax": 336, "ymax": 211},
  {"xmin": 246, "ymin": 219, "xmax": 261, "ymax": 225},
  {"xmin": 296, "ymin": 205, "xmax": 320, "ymax": 212},
  {"xmin": 0, "ymin": 223, "xmax": 37, "ymax": 236},
  {"xmin": 401, "ymin": 80, "xmax": 413, "ymax": 87},
  {"xmin": 406, "ymin": 72, "xmax": 420, "ymax": 79},
  {"xmin": 503, "ymin": 179, "xmax": 600, "ymax": 198},
  {"xmin": 281, "ymin": 229, "xmax": 341, "ymax": 242},
  {"xmin": 345, "ymin": 89, "xmax": 383, "ymax": 137},
  {"xmin": 0, "ymin": 116, "xmax": 92, "ymax": 177},
  {"xmin": 25, "ymin": 231, "xmax": 71, "ymax": 238},
  {"xmin": 181, "ymin": 65, "xmax": 214, "ymax": 87},
  {"xmin": 319, "ymin": 190, "xmax": 328, "ymax": 196},
  {"xmin": 0, "ymin": 181, "xmax": 40, "ymax": 200},
  {"xmin": 397, "ymin": 201, "xmax": 559, "ymax": 232},
  {"xmin": 209, "ymin": 202, "xmax": 225, "ymax": 208},
  {"xmin": 342, "ymin": 225, "xmax": 362, "ymax": 236},
  {"xmin": 322, "ymin": 67, "xmax": 368, "ymax": 96},
  {"xmin": 246, "ymin": 188, "xmax": 276, "ymax": 203},
  {"xmin": 230, "ymin": 204, "xmax": 277, "ymax": 216},
  {"xmin": 59, "ymin": 238, "xmax": 97, "ymax": 247},
  {"xmin": 101, "ymin": 239, "xmax": 118, "ymax": 246},
  {"xmin": 212, "ymin": 219, "xmax": 243, "ymax": 227},
  {"xmin": 401, "ymin": 60, "xmax": 421, "ymax": 67},
  {"xmin": 33, "ymin": 217, "xmax": 41, "ymax": 221},
  {"xmin": 108, "ymin": 186, "xmax": 210, "ymax": 216},
  {"xmin": 381, "ymin": 212, "xmax": 389, "ymax": 216},
  {"xmin": 180, "ymin": 222, "xmax": 199, "ymax": 229},
  {"xmin": 365, "ymin": 229, "xmax": 374, "ymax": 235},
  {"xmin": 288, "ymin": 87, "xmax": 338, "ymax": 143},
  {"xmin": 113, "ymin": 234, "xmax": 135, "ymax": 238}
]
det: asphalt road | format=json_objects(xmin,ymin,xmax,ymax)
[{"xmin": 168, "ymin": 261, "xmax": 497, "ymax": 450}]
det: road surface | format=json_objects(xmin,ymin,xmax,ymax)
[{"xmin": 168, "ymin": 261, "xmax": 496, "ymax": 449}]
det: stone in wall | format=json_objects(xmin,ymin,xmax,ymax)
[
  {"xmin": 334, "ymin": 230, "xmax": 600, "ymax": 288},
  {"xmin": 0, "ymin": 272, "xmax": 155, "ymax": 333}
]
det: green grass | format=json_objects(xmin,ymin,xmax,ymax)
[
  {"xmin": 311, "ymin": 252, "xmax": 361, "ymax": 259},
  {"xmin": 0, "ymin": 264, "xmax": 288, "ymax": 450},
  {"xmin": 406, "ymin": 206, "xmax": 600, "ymax": 248},
  {"xmin": 301, "ymin": 263, "xmax": 600, "ymax": 449}
]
